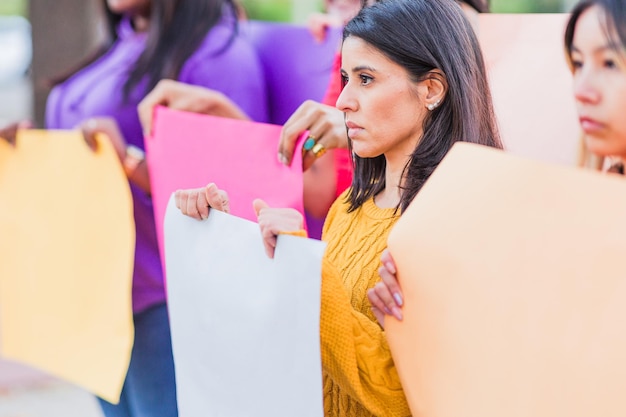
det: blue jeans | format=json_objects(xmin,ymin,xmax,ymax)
[{"xmin": 98, "ymin": 303, "xmax": 178, "ymax": 417}]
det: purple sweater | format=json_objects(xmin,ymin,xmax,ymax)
[{"xmin": 46, "ymin": 15, "xmax": 268, "ymax": 313}]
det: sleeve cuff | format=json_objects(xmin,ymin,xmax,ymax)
[{"xmin": 279, "ymin": 229, "xmax": 308, "ymax": 238}]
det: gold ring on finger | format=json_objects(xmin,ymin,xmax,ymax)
[{"xmin": 311, "ymin": 142, "xmax": 326, "ymax": 158}]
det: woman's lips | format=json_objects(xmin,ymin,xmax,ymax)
[
  {"xmin": 579, "ymin": 116, "xmax": 604, "ymax": 133},
  {"xmin": 346, "ymin": 121, "xmax": 363, "ymax": 138}
]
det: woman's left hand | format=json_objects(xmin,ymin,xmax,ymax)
[
  {"xmin": 79, "ymin": 117, "xmax": 154, "ymax": 194},
  {"xmin": 254, "ymin": 199, "xmax": 304, "ymax": 259},
  {"xmin": 79, "ymin": 117, "xmax": 127, "ymax": 160},
  {"xmin": 367, "ymin": 249, "xmax": 404, "ymax": 328}
]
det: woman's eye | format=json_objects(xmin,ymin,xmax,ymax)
[
  {"xmin": 571, "ymin": 59, "xmax": 583, "ymax": 70},
  {"xmin": 341, "ymin": 74, "xmax": 349, "ymax": 88},
  {"xmin": 359, "ymin": 74, "xmax": 373, "ymax": 85},
  {"xmin": 603, "ymin": 59, "xmax": 617, "ymax": 69}
]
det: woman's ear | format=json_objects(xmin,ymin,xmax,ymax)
[{"xmin": 423, "ymin": 69, "xmax": 448, "ymax": 111}]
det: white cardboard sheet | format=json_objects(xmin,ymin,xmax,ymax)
[{"xmin": 164, "ymin": 196, "xmax": 326, "ymax": 417}]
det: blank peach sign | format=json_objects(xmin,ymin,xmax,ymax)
[
  {"xmin": 479, "ymin": 14, "xmax": 580, "ymax": 166},
  {"xmin": 387, "ymin": 143, "xmax": 626, "ymax": 417},
  {"xmin": 0, "ymin": 130, "xmax": 134, "ymax": 404}
]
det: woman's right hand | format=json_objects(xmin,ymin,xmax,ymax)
[
  {"xmin": 278, "ymin": 100, "xmax": 347, "ymax": 170},
  {"xmin": 307, "ymin": 12, "xmax": 343, "ymax": 43},
  {"xmin": 175, "ymin": 183, "xmax": 230, "ymax": 220},
  {"xmin": 368, "ymin": 249, "xmax": 404, "ymax": 328},
  {"xmin": 0, "ymin": 121, "xmax": 32, "ymax": 146},
  {"xmin": 138, "ymin": 80, "xmax": 250, "ymax": 136}
]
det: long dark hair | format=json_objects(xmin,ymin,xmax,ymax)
[
  {"xmin": 462, "ymin": 0, "xmax": 490, "ymax": 13},
  {"xmin": 55, "ymin": 0, "xmax": 239, "ymax": 100},
  {"xmin": 564, "ymin": 0, "xmax": 626, "ymax": 69},
  {"xmin": 344, "ymin": 0, "xmax": 502, "ymax": 213}
]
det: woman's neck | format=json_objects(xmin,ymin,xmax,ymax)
[{"xmin": 374, "ymin": 158, "xmax": 405, "ymax": 209}]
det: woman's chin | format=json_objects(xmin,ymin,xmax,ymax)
[
  {"xmin": 352, "ymin": 146, "xmax": 380, "ymax": 160},
  {"xmin": 585, "ymin": 136, "xmax": 626, "ymax": 160}
]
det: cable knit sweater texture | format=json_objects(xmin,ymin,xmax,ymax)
[{"xmin": 319, "ymin": 191, "xmax": 411, "ymax": 417}]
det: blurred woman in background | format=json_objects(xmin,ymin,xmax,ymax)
[{"xmin": 45, "ymin": 1, "xmax": 267, "ymax": 416}]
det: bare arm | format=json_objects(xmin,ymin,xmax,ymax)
[{"xmin": 138, "ymin": 79, "xmax": 250, "ymax": 137}]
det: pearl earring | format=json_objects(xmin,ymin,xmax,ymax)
[{"xmin": 427, "ymin": 99, "xmax": 441, "ymax": 111}]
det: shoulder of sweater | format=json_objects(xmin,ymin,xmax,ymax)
[{"xmin": 323, "ymin": 189, "xmax": 351, "ymax": 228}]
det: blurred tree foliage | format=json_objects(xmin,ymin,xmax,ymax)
[
  {"xmin": 0, "ymin": 0, "xmax": 27, "ymax": 16},
  {"xmin": 240, "ymin": 0, "xmax": 294, "ymax": 21},
  {"xmin": 240, "ymin": 0, "xmax": 566, "ymax": 22},
  {"xmin": 240, "ymin": 0, "xmax": 327, "ymax": 22},
  {"xmin": 491, "ymin": 0, "xmax": 564, "ymax": 12}
]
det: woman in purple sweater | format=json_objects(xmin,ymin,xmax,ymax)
[{"xmin": 45, "ymin": 1, "xmax": 268, "ymax": 416}]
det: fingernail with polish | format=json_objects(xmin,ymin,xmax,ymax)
[
  {"xmin": 393, "ymin": 292, "xmax": 403, "ymax": 307},
  {"xmin": 392, "ymin": 307, "xmax": 403, "ymax": 321}
]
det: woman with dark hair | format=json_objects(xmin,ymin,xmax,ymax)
[
  {"xmin": 370, "ymin": 0, "xmax": 626, "ymax": 332},
  {"xmin": 274, "ymin": 0, "xmax": 488, "ymax": 165},
  {"xmin": 138, "ymin": 0, "xmax": 490, "ymax": 237},
  {"xmin": 175, "ymin": 0, "xmax": 501, "ymax": 415},
  {"xmin": 565, "ymin": 0, "xmax": 626, "ymax": 171},
  {"xmin": 44, "ymin": 1, "xmax": 267, "ymax": 417}
]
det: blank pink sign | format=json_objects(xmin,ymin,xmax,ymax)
[{"xmin": 145, "ymin": 107, "xmax": 305, "ymax": 273}]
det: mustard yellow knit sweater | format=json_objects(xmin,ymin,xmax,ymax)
[{"xmin": 319, "ymin": 191, "xmax": 411, "ymax": 417}]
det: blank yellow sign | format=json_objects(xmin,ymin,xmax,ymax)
[{"xmin": 0, "ymin": 130, "xmax": 134, "ymax": 403}]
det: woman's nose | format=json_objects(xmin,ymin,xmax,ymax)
[
  {"xmin": 573, "ymin": 69, "xmax": 601, "ymax": 105},
  {"xmin": 335, "ymin": 83, "xmax": 357, "ymax": 112}
]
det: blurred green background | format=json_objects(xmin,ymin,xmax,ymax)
[
  {"xmin": 0, "ymin": 0, "xmax": 578, "ymax": 19},
  {"xmin": 238, "ymin": 0, "xmax": 573, "ymax": 21},
  {"xmin": 0, "ymin": 0, "xmax": 26, "ymax": 16}
]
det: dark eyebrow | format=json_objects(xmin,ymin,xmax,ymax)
[
  {"xmin": 352, "ymin": 65, "xmax": 377, "ymax": 73},
  {"xmin": 571, "ymin": 42, "xmax": 622, "ymax": 54},
  {"xmin": 340, "ymin": 65, "xmax": 377, "ymax": 74}
]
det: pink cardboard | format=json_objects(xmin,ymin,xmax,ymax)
[{"xmin": 146, "ymin": 107, "xmax": 305, "ymax": 273}]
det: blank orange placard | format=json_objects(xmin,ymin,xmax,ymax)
[
  {"xmin": 387, "ymin": 143, "xmax": 626, "ymax": 417},
  {"xmin": 479, "ymin": 14, "xmax": 580, "ymax": 166}
]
